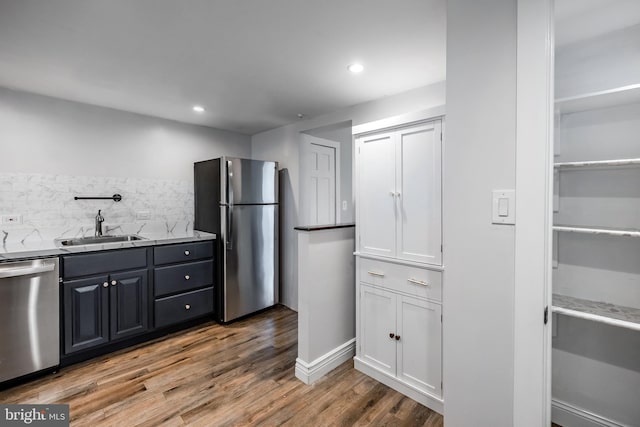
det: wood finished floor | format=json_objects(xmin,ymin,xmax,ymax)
[{"xmin": 0, "ymin": 305, "xmax": 443, "ymax": 426}]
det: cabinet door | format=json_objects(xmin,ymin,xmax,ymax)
[
  {"xmin": 110, "ymin": 269, "xmax": 149, "ymax": 341},
  {"xmin": 64, "ymin": 275, "xmax": 109, "ymax": 354},
  {"xmin": 358, "ymin": 131, "xmax": 397, "ymax": 258},
  {"xmin": 396, "ymin": 121, "xmax": 442, "ymax": 265},
  {"xmin": 396, "ymin": 295, "xmax": 442, "ymax": 397},
  {"xmin": 359, "ymin": 284, "xmax": 396, "ymax": 376}
]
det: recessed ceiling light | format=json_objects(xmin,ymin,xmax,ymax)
[
  {"xmin": 348, "ymin": 63, "xmax": 364, "ymax": 73},
  {"xmin": 192, "ymin": 105, "xmax": 205, "ymax": 113}
]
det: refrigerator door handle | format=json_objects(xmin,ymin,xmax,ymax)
[
  {"xmin": 227, "ymin": 160, "xmax": 234, "ymax": 251},
  {"xmin": 227, "ymin": 204, "xmax": 233, "ymax": 251}
]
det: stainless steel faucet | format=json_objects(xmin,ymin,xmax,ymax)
[{"xmin": 95, "ymin": 210, "xmax": 104, "ymax": 237}]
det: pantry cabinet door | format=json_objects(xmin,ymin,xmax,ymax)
[
  {"xmin": 396, "ymin": 295, "xmax": 442, "ymax": 397},
  {"xmin": 358, "ymin": 132, "xmax": 397, "ymax": 258},
  {"xmin": 359, "ymin": 284, "xmax": 396, "ymax": 376},
  {"xmin": 396, "ymin": 121, "xmax": 442, "ymax": 265}
]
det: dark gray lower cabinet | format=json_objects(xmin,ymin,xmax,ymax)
[
  {"xmin": 110, "ymin": 269, "xmax": 149, "ymax": 341},
  {"xmin": 64, "ymin": 269, "xmax": 149, "ymax": 355},
  {"xmin": 64, "ymin": 275, "xmax": 110, "ymax": 354},
  {"xmin": 61, "ymin": 241, "xmax": 214, "ymax": 362}
]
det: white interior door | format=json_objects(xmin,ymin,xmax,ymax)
[
  {"xmin": 396, "ymin": 121, "xmax": 442, "ymax": 265},
  {"xmin": 306, "ymin": 138, "xmax": 337, "ymax": 225}
]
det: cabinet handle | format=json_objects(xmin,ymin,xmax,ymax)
[
  {"xmin": 185, "ymin": 304, "xmax": 191, "ymax": 310},
  {"xmin": 407, "ymin": 278, "xmax": 429, "ymax": 287},
  {"xmin": 184, "ymin": 250, "xmax": 190, "ymax": 256},
  {"xmin": 389, "ymin": 191, "xmax": 395, "ymax": 197},
  {"xmin": 389, "ymin": 333, "xmax": 395, "ymax": 339},
  {"xmin": 111, "ymin": 280, "xmax": 117, "ymax": 286},
  {"xmin": 185, "ymin": 275, "xmax": 190, "ymax": 280},
  {"xmin": 102, "ymin": 282, "xmax": 109, "ymax": 288},
  {"xmin": 367, "ymin": 271, "xmax": 385, "ymax": 277},
  {"xmin": 395, "ymin": 335, "xmax": 401, "ymax": 341}
]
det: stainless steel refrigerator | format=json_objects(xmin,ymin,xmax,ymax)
[{"xmin": 194, "ymin": 157, "xmax": 278, "ymax": 323}]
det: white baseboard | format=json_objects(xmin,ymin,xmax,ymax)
[
  {"xmin": 295, "ymin": 339, "xmax": 355, "ymax": 385},
  {"xmin": 354, "ymin": 356, "xmax": 444, "ymax": 415},
  {"xmin": 552, "ymin": 399, "xmax": 628, "ymax": 427}
]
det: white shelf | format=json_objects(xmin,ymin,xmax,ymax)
[
  {"xmin": 554, "ymin": 158, "xmax": 640, "ymax": 168},
  {"xmin": 552, "ymin": 294, "xmax": 640, "ymax": 332},
  {"xmin": 555, "ymin": 83, "xmax": 640, "ymax": 114},
  {"xmin": 553, "ymin": 225, "xmax": 640, "ymax": 238}
]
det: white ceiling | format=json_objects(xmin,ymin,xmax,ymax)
[
  {"xmin": 555, "ymin": 0, "xmax": 640, "ymax": 46},
  {"xmin": 0, "ymin": 0, "xmax": 446, "ymax": 135}
]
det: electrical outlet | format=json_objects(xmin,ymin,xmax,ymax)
[
  {"xmin": 136, "ymin": 211, "xmax": 150, "ymax": 220},
  {"xmin": 2, "ymin": 214, "xmax": 23, "ymax": 225}
]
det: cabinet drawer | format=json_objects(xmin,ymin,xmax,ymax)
[
  {"xmin": 153, "ymin": 241, "xmax": 213, "ymax": 265},
  {"xmin": 359, "ymin": 258, "xmax": 442, "ymax": 302},
  {"xmin": 63, "ymin": 248, "xmax": 147, "ymax": 278},
  {"xmin": 154, "ymin": 260, "xmax": 213, "ymax": 297},
  {"xmin": 155, "ymin": 287, "xmax": 214, "ymax": 328}
]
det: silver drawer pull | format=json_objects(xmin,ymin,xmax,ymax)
[
  {"xmin": 407, "ymin": 278, "xmax": 429, "ymax": 286},
  {"xmin": 184, "ymin": 275, "xmax": 190, "ymax": 280},
  {"xmin": 185, "ymin": 304, "xmax": 191, "ymax": 310},
  {"xmin": 184, "ymin": 250, "xmax": 190, "ymax": 256},
  {"xmin": 367, "ymin": 271, "xmax": 385, "ymax": 277}
]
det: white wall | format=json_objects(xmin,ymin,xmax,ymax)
[
  {"xmin": 0, "ymin": 87, "xmax": 251, "ymax": 241},
  {"xmin": 252, "ymin": 83, "xmax": 446, "ymax": 310},
  {"xmin": 444, "ymin": 1, "xmax": 517, "ymax": 426},
  {"xmin": 555, "ymin": 22, "xmax": 640, "ymax": 99},
  {"xmin": 0, "ymin": 86, "xmax": 251, "ymax": 181},
  {"xmin": 296, "ymin": 227, "xmax": 355, "ymax": 384}
]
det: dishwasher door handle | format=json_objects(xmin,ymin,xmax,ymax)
[{"xmin": 0, "ymin": 263, "xmax": 56, "ymax": 278}]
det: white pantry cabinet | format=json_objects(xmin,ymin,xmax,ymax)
[
  {"xmin": 357, "ymin": 121, "xmax": 442, "ymax": 265},
  {"xmin": 359, "ymin": 283, "xmax": 442, "ymax": 398},
  {"xmin": 353, "ymin": 110, "xmax": 445, "ymax": 415}
]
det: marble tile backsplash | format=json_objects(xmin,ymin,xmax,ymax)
[{"xmin": 0, "ymin": 173, "xmax": 194, "ymax": 244}]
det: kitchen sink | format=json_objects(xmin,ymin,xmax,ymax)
[{"xmin": 54, "ymin": 234, "xmax": 146, "ymax": 247}]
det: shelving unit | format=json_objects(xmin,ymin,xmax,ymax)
[
  {"xmin": 552, "ymin": 294, "xmax": 640, "ymax": 332},
  {"xmin": 555, "ymin": 83, "xmax": 640, "ymax": 114}
]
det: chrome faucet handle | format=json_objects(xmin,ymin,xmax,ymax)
[{"xmin": 95, "ymin": 210, "xmax": 105, "ymax": 237}]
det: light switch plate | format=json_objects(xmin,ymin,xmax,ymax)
[
  {"xmin": 492, "ymin": 190, "xmax": 515, "ymax": 225},
  {"xmin": 342, "ymin": 200, "xmax": 347, "ymax": 211}
]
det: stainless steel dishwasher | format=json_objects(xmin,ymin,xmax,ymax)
[{"xmin": 0, "ymin": 257, "xmax": 59, "ymax": 383}]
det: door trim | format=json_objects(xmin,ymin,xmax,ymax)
[{"xmin": 514, "ymin": 0, "xmax": 554, "ymax": 425}]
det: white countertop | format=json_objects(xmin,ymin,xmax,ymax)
[{"xmin": 0, "ymin": 230, "xmax": 216, "ymax": 261}]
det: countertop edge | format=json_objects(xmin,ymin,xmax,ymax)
[
  {"xmin": 0, "ymin": 232, "xmax": 216, "ymax": 262},
  {"xmin": 294, "ymin": 223, "xmax": 355, "ymax": 232}
]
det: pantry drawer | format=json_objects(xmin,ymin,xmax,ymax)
[
  {"xmin": 155, "ymin": 287, "xmax": 214, "ymax": 328},
  {"xmin": 154, "ymin": 260, "xmax": 214, "ymax": 297},
  {"xmin": 359, "ymin": 258, "xmax": 442, "ymax": 302}
]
